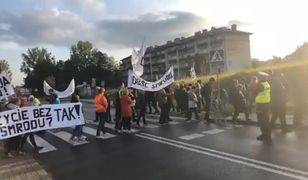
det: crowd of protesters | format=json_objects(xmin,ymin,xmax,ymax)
[{"xmin": 1, "ymin": 69, "xmax": 307, "ymax": 158}]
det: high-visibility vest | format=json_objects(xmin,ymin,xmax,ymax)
[
  {"xmin": 256, "ymin": 81, "xmax": 271, "ymax": 104},
  {"xmin": 33, "ymin": 98, "xmax": 41, "ymax": 106}
]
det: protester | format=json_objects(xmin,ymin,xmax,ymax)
[
  {"xmin": 270, "ymin": 73, "xmax": 290, "ymax": 133},
  {"xmin": 95, "ymin": 88, "xmax": 108, "ymax": 138},
  {"xmin": 187, "ymin": 86, "xmax": 199, "ymax": 121},
  {"xmin": 120, "ymin": 89, "xmax": 133, "ymax": 133},
  {"xmin": 254, "ymin": 72, "xmax": 272, "ymax": 142},
  {"xmin": 105, "ymin": 92, "xmax": 112, "ymax": 123},
  {"xmin": 202, "ymin": 77, "xmax": 215, "ymax": 124},
  {"xmin": 196, "ymin": 80, "xmax": 203, "ymax": 112},
  {"xmin": 114, "ymin": 88, "xmax": 122, "ymax": 131},
  {"xmin": 145, "ymin": 91, "xmax": 159, "ymax": 114},
  {"xmin": 136, "ymin": 90, "xmax": 147, "ymax": 126},
  {"xmin": 129, "ymin": 89, "xmax": 137, "ymax": 122},
  {"xmin": 157, "ymin": 88, "xmax": 168, "ymax": 124},
  {"xmin": 52, "ymin": 93, "xmax": 61, "ymax": 104},
  {"xmin": 165, "ymin": 86, "xmax": 173, "ymax": 121},
  {"xmin": 20, "ymin": 95, "xmax": 43, "ymax": 152},
  {"xmin": 3, "ymin": 97, "xmax": 23, "ymax": 158},
  {"xmin": 70, "ymin": 91, "xmax": 87, "ymax": 142},
  {"xmin": 229, "ymin": 80, "xmax": 249, "ymax": 123}
]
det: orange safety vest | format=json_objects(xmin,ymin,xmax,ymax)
[{"xmin": 94, "ymin": 94, "xmax": 108, "ymax": 112}]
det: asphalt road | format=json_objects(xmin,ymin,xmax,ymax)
[{"xmin": 23, "ymin": 102, "xmax": 308, "ymax": 180}]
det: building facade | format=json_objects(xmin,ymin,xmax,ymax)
[{"xmin": 120, "ymin": 24, "xmax": 252, "ymax": 81}]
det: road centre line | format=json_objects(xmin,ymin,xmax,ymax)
[{"xmin": 139, "ymin": 132, "xmax": 308, "ymax": 178}]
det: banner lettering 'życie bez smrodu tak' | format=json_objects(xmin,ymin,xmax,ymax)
[{"xmin": 0, "ymin": 103, "xmax": 84, "ymax": 140}]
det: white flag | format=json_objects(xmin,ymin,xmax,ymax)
[
  {"xmin": 190, "ymin": 63, "xmax": 196, "ymax": 79},
  {"xmin": 131, "ymin": 41, "xmax": 146, "ymax": 77},
  {"xmin": 44, "ymin": 79, "xmax": 75, "ymax": 98}
]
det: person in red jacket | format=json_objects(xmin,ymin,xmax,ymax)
[
  {"xmin": 120, "ymin": 89, "xmax": 133, "ymax": 133},
  {"xmin": 95, "ymin": 88, "xmax": 108, "ymax": 138}
]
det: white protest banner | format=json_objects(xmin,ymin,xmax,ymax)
[
  {"xmin": 0, "ymin": 73, "xmax": 15, "ymax": 100},
  {"xmin": 44, "ymin": 79, "xmax": 75, "ymax": 98},
  {"xmin": 0, "ymin": 103, "xmax": 84, "ymax": 140},
  {"xmin": 131, "ymin": 46, "xmax": 145, "ymax": 77},
  {"xmin": 128, "ymin": 66, "xmax": 174, "ymax": 92}
]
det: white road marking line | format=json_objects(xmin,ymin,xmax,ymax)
[
  {"xmin": 80, "ymin": 125, "xmax": 117, "ymax": 139},
  {"xmin": 137, "ymin": 134, "xmax": 308, "ymax": 180},
  {"xmin": 179, "ymin": 133, "xmax": 205, "ymax": 140},
  {"xmin": 143, "ymin": 123, "xmax": 159, "ymax": 129},
  {"xmin": 86, "ymin": 120, "xmax": 139, "ymax": 133},
  {"xmin": 27, "ymin": 134, "xmax": 57, "ymax": 154},
  {"xmin": 140, "ymin": 133, "xmax": 308, "ymax": 178},
  {"xmin": 202, "ymin": 129, "xmax": 225, "ymax": 134},
  {"xmin": 146, "ymin": 118, "xmax": 180, "ymax": 125},
  {"xmin": 81, "ymin": 126, "xmax": 97, "ymax": 136},
  {"xmin": 96, "ymin": 133, "xmax": 116, "ymax": 139},
  {"xmin": 146, "ymin": 115, "xmax": 196, "ymax": 121},
  {"xmin": 50, "ymin": 131, "xmax": 88, "ymax": 146}
]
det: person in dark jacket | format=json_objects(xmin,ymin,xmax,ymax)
[
  {"xmin": 270, "ymin": 73, "xmax": 290, "ymax": 132},
  {"xmin": 136, "ymin": 90, "xmax": 147, "ymax": 126},
  {"xmin": 145, "ymin": 91, "xmax": 159, "ymax": 114},
  {"xmin": 202, "ymin": 77, "xmax": 215, "ymax": 123},
  {"xmin": 229, "ymin": 80, "xmax": 249, "ymax": 122}
]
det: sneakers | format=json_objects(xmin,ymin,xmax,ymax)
[
  {"xmin": 78, "ymin": 136, "xmax": 87, "ymax": 141},
  {"xmin": 96, "ymin": 134, "xmax": 105, "ymax": 139}
]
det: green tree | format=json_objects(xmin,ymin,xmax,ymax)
[
  {"xmin": 0, "ymin": 59, "xmax": 13, "ymax": 80},
  {"xmin": 21, "ymin": 47, "xmax": 57, "ymax": 93}
]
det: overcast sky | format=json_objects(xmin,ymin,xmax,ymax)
[{"xmin": 0, "ymin": 0, "xmax": 307, "ymax": 85}]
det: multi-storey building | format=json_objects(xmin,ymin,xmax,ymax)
[{"xmin": 120, "ymin": 24, "xmax": 252, "ymax": 81}]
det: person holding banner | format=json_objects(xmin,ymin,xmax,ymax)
[
  {"xmin": 3, "ymin": 97, "xmax": 23, "ymax": 158},
  {"xmin": 95, "ymin": 88, "xmax": 108, "ymax": 138},
  {"xmin": 19, "ymin": 95, "xmax": 43, "ymax": 152},
  {"xmin": 70, "ymin": 92, "xmax": 87, "ymax": 142}
]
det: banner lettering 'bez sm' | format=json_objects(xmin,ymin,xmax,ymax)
[
  {"xmin": 0, "ymin": 103, "xmax": 84, "ymax": 140},
  {"xmin": 128, "ymin": 66, "xmax": 174, "ymax": 92},
  {"xmin": 0, "ymin": 74, "xmax": 14, "ymax": 100}
]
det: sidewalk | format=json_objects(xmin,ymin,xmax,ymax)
[{"xmin": 0, "ymin": 143, "xmax": 52, "ymax": 180}]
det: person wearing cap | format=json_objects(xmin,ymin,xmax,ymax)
[{"xmin": 254, "ymin": 72, "xmax": 272, "ymax": 142}]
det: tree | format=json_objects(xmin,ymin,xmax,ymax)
[
  {"xmin": 21, "ymin": 47, "xmax": 55, "ymax": 74},
  {"xmin": 0, "ymin": 59, "xmax": 13, "ymax": 80},
  {"xmin": 21, "ymin": 47, "xmax": 57, "ymax": 93}
]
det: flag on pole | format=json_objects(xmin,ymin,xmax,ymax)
[
  {"xmin": 190, "ymin": 62, "xmax": 196, "ymax": 79},
  {"xmin": 131, "ymin": 39, "xmax": 146, "ymax": 77}
]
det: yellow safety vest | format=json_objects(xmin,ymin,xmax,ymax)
[{"xmin": 256, "ymin": 81, "xmax": 271, "ymax": 103}]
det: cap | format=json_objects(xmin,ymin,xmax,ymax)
[{"xmin": 257, "ymin": 72, "xmax": 269, "ymax": 77}]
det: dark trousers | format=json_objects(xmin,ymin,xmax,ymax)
[
  {"xmin": 20, "ymin": 133, "xmax": 38, "ymax": 150},
  {"xmin": 115, "ymin": 107, "xmax": 121, "ymax": 129},
  {"xmin": 72, "ymin": 125, "xmax": 83, "ymax": 138},
  {"xmin": 256, "ymin": 103, "xmax": 271, "ymax": 139},
  {"xmin": 4, "ymin": 136, "xmax": 21, "ymax": 154},
  {"xmin": 166, "ymin": 102, "xmax": 172, "ymax": 121},
  {"xmin": 121, "ymin": 117, "xmax": 131, "ymax": 130},
  {"xmin": 232, "ymin": 105, "xmax": 249, "ymax": 122},
  {"xmin": 96, "ymin": 112, "xmax": 106, "ymax": 136},
  {"xmin": 188, "ymin": 107, "xmax": 199, "ymax": 120},
  {"xmin": 137, "ymin": 108, "xmax": 146, "ymax": 125},
  {"xmin": 106, "ymin": 107, "xmax": 112, "ymax": 122},
  {"xmin": 271, "ymin": 105, "xmax": 287, "ymax": 130},
  {"xmin": 148, "ymin": 100, "xmax": 159, "ymax": 113},
  {"xmin": 159, "ymin": 104, "xmax": 168, "ymax": 123},
  {"xmin": 204, "ymin": 99, "xmax": 211, "ymax": 121}
]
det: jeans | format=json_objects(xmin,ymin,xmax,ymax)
[
  {"xmin": 72, "ymin": 125, "xmax": 83, "ymax": 138},
  {"xmin": 96, "ymin": 112, "xmax": 106, "ymax": 136}
]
